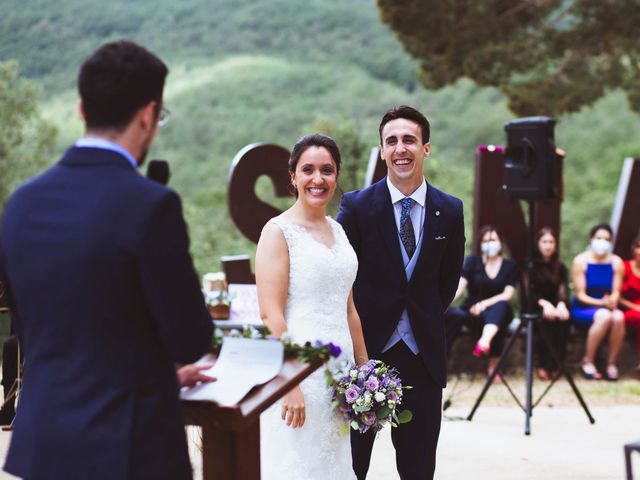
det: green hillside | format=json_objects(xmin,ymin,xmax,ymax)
[{"xmin": 2, "ymin": 0, "xmax": 640, "ymax": 275}]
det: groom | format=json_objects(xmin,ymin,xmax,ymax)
[{"xmin": 337, "ymin": 105, "xmax": 465, "ymax": 479}]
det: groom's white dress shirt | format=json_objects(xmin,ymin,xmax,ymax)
[{"xmin": 382, "ymin": 176, "xmax": 427, "ymax": 355}]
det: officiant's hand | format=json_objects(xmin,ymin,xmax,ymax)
[
  {"xmin": 177, "ymin": 364, "xmax": 216, "ymax": 388},
  {"xmin": 282, "ymin": 386, "xmax": 305, "ymax": 428}
]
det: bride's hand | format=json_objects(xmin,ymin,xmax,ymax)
[{"xmin": 281, "ymin": 386, "xmax": 305, "ymax": 428}]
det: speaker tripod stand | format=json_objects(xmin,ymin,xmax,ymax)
[{"xmin": 466, "ymin": 200, "xmax": 595, "ymax": 435}]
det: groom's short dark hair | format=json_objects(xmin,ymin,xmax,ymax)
[{"xmin": 379, "ymin": 105, "xmax": 430, "ymax": 145}]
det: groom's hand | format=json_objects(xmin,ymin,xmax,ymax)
[{"xmin": 282, "ymin": 385, "xmax": 306, "ymax": 428}]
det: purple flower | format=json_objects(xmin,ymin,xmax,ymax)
[
  {"xmin": 361, "ymin": 411, "xmax": 377, "ymax": 426},
  {"xmin": 328, "ymin": 342, "xmax": 342, "ymax": 358},
  {"xmin": 345, "ymin": 387, "xmax": 360, "ymax": 404},
  {"xmin": 387, "ymin": 391, "xmax": 399, "ymax": 402},
  {"xmin": 364, "ymin": 376, "xmax": 379, "ymax": 391}
]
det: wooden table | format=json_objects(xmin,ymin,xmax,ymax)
[{"xmin": 182, "ymin": 357, "xmax": 321, "ymax": 480}]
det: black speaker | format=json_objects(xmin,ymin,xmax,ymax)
[{"xmin": 504, "ymin": 116, "xmax": 558, "ymax": 200}]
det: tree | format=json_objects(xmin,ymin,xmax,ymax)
[
  {"xmin": 377, "ymin": 0, "xmax": 640, "ymax": 116},
  {"xmin": 0, "ymin": 61, "xmax": 56, "ymax": 211}
]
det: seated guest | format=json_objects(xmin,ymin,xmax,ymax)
[
  {"xmin": 529, "ymin": 228, "xmax": 570, "ymax": 381},
  {"xmin": 445, "ymin": 225, "xmax": 518, "ymax": 375},
  {"xmin": 0, "ymin": 335, "xmax": 20, "ymax": 426},
  {"xmin": 0, "ymin": 282, "xmax": 18, "ymax": 426},
  {"xmin": 620, "ymin": 233, "xmax": 640, "ymax": 371},
  {"xmin": 571, "ymin": 223, "xmax": 625, "ymax": 380}
]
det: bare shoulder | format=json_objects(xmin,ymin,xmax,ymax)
[
  {"xmin": 612, "ymin": 254, "xmax": 624, "ymax": 270},
  {"xmin": 258, "ymin": 220, "xmax": 287, "ymax": 249},
  {"xmin": 572, "ymin": 252, "xmax": 588, "ymax": 269}
]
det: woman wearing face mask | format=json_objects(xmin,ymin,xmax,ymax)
[
  {"xmin": 619, "ymin": 234, "xmax": 640, "ymax": 372},
  {"xmin": 571, "ymin": 223, "xmax": 625, "ymax": 380},
  {"xmin": 445, "ymin": 225, "xmax": 518, "ymax": 376},
  {"xmin": 529, "ymin": 228, "xmax": 570, "ymax": 381}
]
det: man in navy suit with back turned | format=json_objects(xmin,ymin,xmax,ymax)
[
  {"xmin": 0, "ymin": 40, "xmax": 213, "ymax": 479},
  {"xmin": 338, "ymin": 105, "xmax": 465, "ymax": 479}
]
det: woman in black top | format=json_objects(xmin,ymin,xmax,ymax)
[
  {"xmin": 445, "ymin": 225, "xmax": 519, "ymax": 375},
  {"xmin": 530, "ymin": 227, "xmax": 570, "ymax": 380}
]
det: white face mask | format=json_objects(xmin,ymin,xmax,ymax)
[
  {"xmin": 590, "ymin": 238, "xmax": 612, "ymax": 256},
  {"xmin": 481, "ymin": 240, "xmax": 501, "ymax": 258}
]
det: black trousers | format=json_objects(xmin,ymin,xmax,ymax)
[
  {"xmin": 445, "ymin": 301, "xmax": 513, "ymax": 356},
  {"xmin": 537, "ymin": 319, "xmax": 569, "ymax": 372},
  {"xmin": 351, "ymin": 341, "xmax": 442, "ymax": 480}
]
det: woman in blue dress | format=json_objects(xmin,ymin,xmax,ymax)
[{"xmin": 571, "ymin": 224, "xmax": 625, "ymax": 380}]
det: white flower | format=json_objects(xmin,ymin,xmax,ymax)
[
  {"xmin": 350, "ymin": 369, "xmax": 358, "ymax": 379},
  {"xmin": 250, "ymin": 329, "xmax": 262, "ymax": 339},
  {"xmin": 228, "ymin": 329, "xmax": 241, "ymax": 337},
  {"xmin": 280, "ymin": 332, "xmax": 293, "ymax": 343},
  {"xmin": 374, "ymin": 392, "xmax": 386, "ymax": 402},
  {"xmin": 351, "ymin": 421, "xmax": 360, "ymax": 430}
]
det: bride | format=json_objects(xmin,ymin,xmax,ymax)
[{"xmin": 256, "ymin": 134, "xmax": 368, "ymax": 479}]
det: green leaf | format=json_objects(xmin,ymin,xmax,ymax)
[
  {"xmin": 376, "ymin": 405, "xmax": 392, "ymax": 419},
  {"xmin": 397, "ymin": 410, "xmax": 413, "ymax": 424}
]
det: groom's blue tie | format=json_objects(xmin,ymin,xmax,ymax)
[{"xmin": 400, "ymin": 197, "xmax": 416, "ymax": 259}]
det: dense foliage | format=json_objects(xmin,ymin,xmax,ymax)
[
  {"xmin": 377, "ymin": 0, "xmax": 640, "ymax": 117},
  {"xmin": 1, "ymin": 0, "xmax": 639, "ymax": 276},
  {"xmin": 0, "ymin": 61, "xmax": 56, "ymax": 214}
]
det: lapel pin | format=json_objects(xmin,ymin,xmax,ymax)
[{"xmin": 435, "ymin": 210, "xmax": 440, "ymax": 216}]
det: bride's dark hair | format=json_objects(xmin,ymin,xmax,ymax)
[{"xmin": 289, "ymin": 134, "xmax": 342, "ymax": 175}]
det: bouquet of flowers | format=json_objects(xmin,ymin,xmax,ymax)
[{"xmin": 330, "ymin": 359, "xmax": 412, "ymax": 434}]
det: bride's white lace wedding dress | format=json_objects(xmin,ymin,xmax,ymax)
[{"xmin": 261, "ymin": 215, "xmax": 357, "ymax": 480}]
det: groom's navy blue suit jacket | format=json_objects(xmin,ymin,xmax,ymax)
[
  {"xmin": 0, "ymin": 147, "xmax": 213, "ymax": 479},
  {"xmin": 337, "ymin": 178, "xmax": 465, "ymax": 387}
]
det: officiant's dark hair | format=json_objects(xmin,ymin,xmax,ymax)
[
  {"xmin": 379, "ymin": 105, "xmax": 430, "ymax": 145},
  {"xmin": 78, "ymin": 40, "xmax": 168, "ymax": 132},
  {"xmin": 289, "ymin": 134, "xmax": 342, "ymax": 175}
]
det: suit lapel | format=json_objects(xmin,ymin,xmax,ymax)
[
  {"xmin": 372, "ymin": 180, "xmax": 407, "ymax": 285},
  {"xmin": 413, "ymin": 182, "xmax": 442, "ymax": 277}
]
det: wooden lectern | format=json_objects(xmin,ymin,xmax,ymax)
[{"xmin": 182, "ymin": 357, "xmax": 322, "ymax": 480}]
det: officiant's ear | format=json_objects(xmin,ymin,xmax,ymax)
[{"xmin": 423, "ymin": 142, "xmax": 431, "ymax": 157}]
